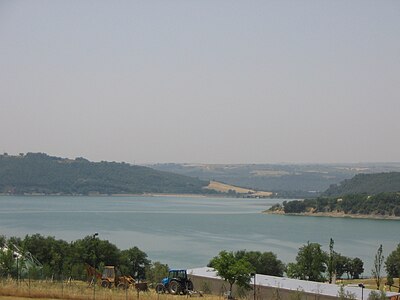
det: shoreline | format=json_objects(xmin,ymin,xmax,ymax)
[
  {"xmin": 0, "ymin": 192, "xmax": 277, "ymax": 199},
  {"xmin": 0, "ymin": 193, "xmax": 227, "ymax": 198},
  {"xmin": 264, "ymin": 210, "xmax": 400, "ymax": 220}
]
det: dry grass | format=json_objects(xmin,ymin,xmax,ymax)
[
  {"xmin": 205, "ymin": 181, "xmax": 272, "ymax": 197},
  {"xmin": 337, "ymin": 277, "xmax": 400, "ymax": 292},
  {"xmin": 1, "ymin": 278, "xmax": 399, "ymax": 300},
  {"xmin": 0, "ymin": 279, "xmax": 221, "ymax": 300}
]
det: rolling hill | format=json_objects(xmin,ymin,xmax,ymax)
[
  {"xmin": 150, "ymin": 163, "xmax": 400, "ymax": 198},
  {"xmin": 323, "ymin": 172, "xmax": 400, "ymax": 197},
  {"xmin": 0, "ymin": 153, "xmax": 210, "ymax": 195},
  {"xmin": 268, "ymin": 172, "xmax": 400, "ymax": 218}
]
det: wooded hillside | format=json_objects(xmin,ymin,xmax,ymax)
[
  {"xmin": 269, "ymin": 172, "xmax": 400, "ymax": 217},
  {"xmin": 276, "ymin": 192, "xmax": 400, "ymax": 217},
  {"xmin": 151, "ymin": 163, "xmax": 400, "ymax": 198},
  {"xmin": 323, "ymin": 172, "xmax": 400, "ymax": 197},
  {"xmin": 0, "ymin": 153, "xmax": 209, "ymax": 195}
]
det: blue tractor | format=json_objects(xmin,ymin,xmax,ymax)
[{"xmin": 155, "ymin": 269, "xmax": 194, "ymax": 295}]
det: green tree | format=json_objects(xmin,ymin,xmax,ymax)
[
  {"xmin": 372, "ymin": 245, "xmax": 384, "ymax": 290},
  {"xmin": 287, "ymin": 242, "xmax": 327, "ymax": 282},
  {"xmin": 259, "ymin": 251, "xmax": 285, "ymax": 276},
  {"xmin": 385, "ymin": 244, "xmax": 400, "ymax": 292},
  {"xmin": 234, "ymin": 250, "xmax": 285, "ymax": 277},
  {"xmin": 349, "ymin": 257, "xmax": 364, "ymax": 279},
  {"xmin": 0, "ymin": 235, "xmax": 6, "ymax": 247},
  {"xmin": 145, "ymin": 261, "xmax": 169, "ymax": 285},
  {"xmin": 0, "ymin": 248, "xmax": 15, "ymax": 277},
  {"xmin": 334, "ymin": 253, "xmax": 350, "ymax": 279},
  {"xmin": 209, "ymin": 250, "xmax": 253, "ymax": 295},
  {"xmin": 119, "ymin": 247, "xmax": 150, "ymax": 279},
  {"xmin": 286, "ymin": 262, "xmax": 302, "ymax": 279},
  {"xmin": 70, "ymin": 236, "xmax": 120, "ymax": 268}
]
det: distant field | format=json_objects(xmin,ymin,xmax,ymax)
[{"xmin": 205, "ymin": 180, "xmax": 272, "ymax": 197}]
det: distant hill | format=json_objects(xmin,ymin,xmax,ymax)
[
  {"xmin": 269, "ymin": 192, "xmax": 400, "ymax": 218},
  {"xmin": 0, "ymin": 153, "xmax": 210, "ymax": 195},
  {"xmin": 150, "ymin": 163, "xmax": 400, "ymax": 198},
  {"xmin": 323, "ymin": 172, "xmax": 400, "ymax": 197},
  {"xmin": 268, "ymin": 172, "xmax": 400, "ymax": 218}
]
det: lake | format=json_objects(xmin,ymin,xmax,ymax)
[{"xmin": 0, "ymin": 195, "xmax": 398, "ymax": 276}]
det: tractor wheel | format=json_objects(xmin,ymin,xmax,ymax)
[
  {"xmin": 118, "ymin": 282, "xmax": 128, "ymax": 290},
  {"xmin": 155, "ymin": 283, "xmax": 165, "ymax": 294},
  {"xmin": 168, "ymin": 280, "xmax": 181, "ymax": 295},
  {"xmin": 186, "ymin": 280, "xmax": 194, "ymax": 291},
  {"xmin": 101, "ymin": 280, "xmax": 110, "ymax": 288}
]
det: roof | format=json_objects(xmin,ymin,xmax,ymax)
[{"xmin": 187, "ymin": 267, "xmax": 400, "ymax": 300}]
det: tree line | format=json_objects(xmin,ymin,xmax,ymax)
[
  {"xmin": 208, "ymin": 240, "xmax": 366, "ymax": 293},
  {"xmin": 272, "ymin": 192, "xmax": 400, "ymax": 217},
  {"xmin": 1, "ymin": 234, "xmax": 399, "ymax": 293},
  {"xmin": 0, "ymin": 234, "xmax": 168, "ymax": 285},
  {"xmin": 209, "ymin": 241, "xmax": 400, "ymax": 297}
]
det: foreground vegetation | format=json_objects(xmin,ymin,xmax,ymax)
[
  {"xmin": 208, "ymin": 241, "xmax": 400, "ymax": 294},
  {"xmin": 2, "ymin": 234, "xmax": 400, "ymax": 298},
  {"xmin": 0, "ymin": 234, "xmax": 165, "ymax": 284},
  {"xmin": 0, "ymin": 153, "xmax": 210, "ymax": 195},
  {"xmin": 0, "ymin": 278, "xmax": 398, "ymax": 300}
]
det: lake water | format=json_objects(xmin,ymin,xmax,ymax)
[{"xmin": 0, "ymin": 195, "xmax": 398, "ymax": 275}]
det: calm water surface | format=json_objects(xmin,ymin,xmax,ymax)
[{"xmin": 0, "ymin": 196, "xmax": 398, "ymax": 275}]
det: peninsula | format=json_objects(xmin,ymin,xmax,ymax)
[{"xmin": 266, "ymin": 172, "xmax": 400, "ymax": 219}]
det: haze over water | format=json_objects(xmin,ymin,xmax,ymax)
[{"xmin": 0, "ymin": 195, "xmax": 397, "ymax": 276}]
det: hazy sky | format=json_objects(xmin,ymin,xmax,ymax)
[{"xmin": 1, "ymin": 1, "xmax": 399, "ymax": 164}]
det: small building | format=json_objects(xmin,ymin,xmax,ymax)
[{"xmin": 187, "ymin": 267, "xmax": 400, "ymax": 300}]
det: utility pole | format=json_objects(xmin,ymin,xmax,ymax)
[
  {"xmin": 251, "ymin": 273, "xmax": 256, "ymax": 300},
  {"xmin": 92, "ymin": 233, "xmax": 99, "ymax": 300}
]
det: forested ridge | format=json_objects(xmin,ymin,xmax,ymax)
[
  {"xmin": 152, "ymin": 163, "xmax": 400, "ymax": 198},
  {"xmin": 269, "ymin": 172, "xmax": 400, "ymax": 217},
  {"xmin": 0, "ymin": 153, "xmax": 209, "ymax": 195},
  {"xmin": 275, "ymin": 192, "xmax": 400, "ymax": 216},
  {"xmin": 323, "ymin": 172, "xmax": 400, "ymax": 197}
]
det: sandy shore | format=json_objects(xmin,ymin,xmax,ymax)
[
  {"xmin": 141, "ymin": 193, "xmax": 208, "ymax": 198},
  {"xmin": 264, "ymin": 210, "xmax": 400, "ymax": 220}
]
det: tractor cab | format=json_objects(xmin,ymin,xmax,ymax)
[
  {"xmin": 162, "ymin": 269, "xmax": 186, "ymax": 284},
  {"xmin": 101, "ymin": 266, "xmax": 131, "ymax": 289},
  {"xmin": 169, "ymin": 269, "xmax": 187, "ymax": 279},
  {"xmin": 102, "ymin": 266, "xmax": 117, "ymax": 284}
]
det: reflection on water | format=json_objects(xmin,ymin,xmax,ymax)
[{"xmin": 0, "ymin": 195, "xmax": 397, "ymax": 274}]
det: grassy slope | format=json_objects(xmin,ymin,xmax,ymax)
[{"xmin": 205, "ymin": 180, "xmax": 272, "ymax": 196}]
